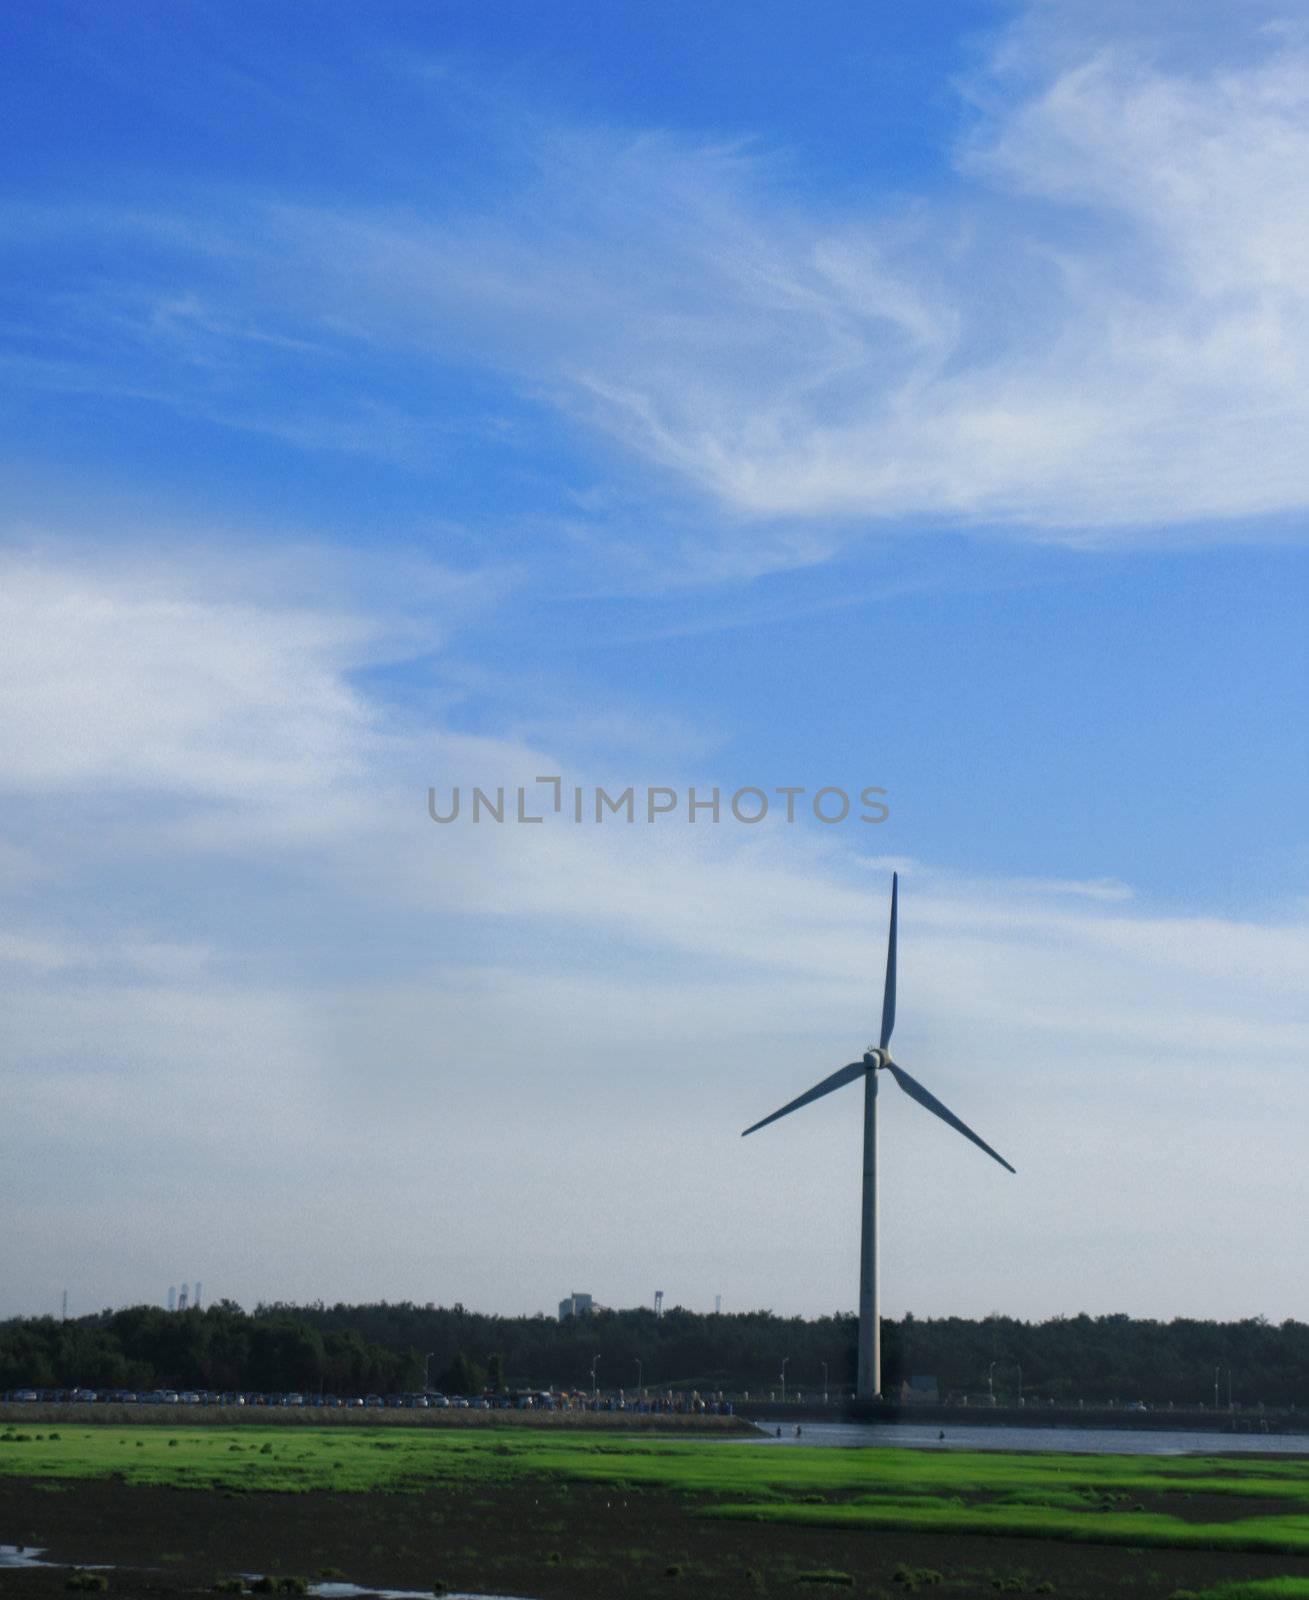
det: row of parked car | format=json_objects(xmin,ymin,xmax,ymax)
[{"xmin": 2, "ymin": 1388, "xmax": 512, "ymax": 1409}]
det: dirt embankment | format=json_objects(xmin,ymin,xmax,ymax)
[{"xmin": 0, "ymin": 1402, "xmax": 755, "ymax": 1434}]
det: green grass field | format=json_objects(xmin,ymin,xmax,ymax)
[
  {"xmin": 1173, "ymin": 1584, "xmax": 1309, "ymax": 1600},
  {"xmin": 5, "ymin": 1424, "xmax": 1309, "ymax": 1558}
]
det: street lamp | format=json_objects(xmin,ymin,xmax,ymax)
[
  {"xmin": 821, "ymin": 1361, "xmax": 828, "ymax": 1404},
  {"xmin": 780, "ymin": 1357, "xmax": 789, "ymax": 1404},
  {"xmin": 987, "ymin": 1361, "xmax": 997, "ymax": 1404},
  {"xmin": 635, "ymin": 1358, "xmax": 643, "ymax": 1395},
  {"xmin": 423, "ymin": 1351, "xmax": 436, "ymax": 1392},
  {"xmin": 590, "ymin": 1355, "xmax": 600, "ymax": 1400}
]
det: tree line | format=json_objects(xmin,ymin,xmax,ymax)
[{"xmin": 2, "ymin": 1301, "xmax": 1306, "ymax": 1407}]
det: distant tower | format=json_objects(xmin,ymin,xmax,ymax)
[
  {"xmin": 194, "ymin": 1281, "xmax": 202, "ymax": 1310},
  {"xmin": 178, "ymin": 1282, "xmax": 189, "ymax": 1312},
  {"xmin": 654, "ymin": 1289, "xmax": 664, "ymax": 1317},
  {"xmin": 61, "ymin": 1289, "xmax": 68, "ymax": 1321},
  {"xmin": 168, "ymin": 1286, "xmax": 176, "ymax": 1312},
  {"xmin": 714, "ymin": 1295, "xmax": 722, "ymax": 1315}
]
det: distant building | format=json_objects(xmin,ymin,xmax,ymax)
[
  {"xmin": 900, "ymin": 1374, "xmax": 939, "ymax": 1403},
  {"xmin": 558, "ymin": 1292, "xmax": 594, "ymax": 1321}
]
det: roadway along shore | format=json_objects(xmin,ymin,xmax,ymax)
[{"xmin": 0, "ymin": 1401, "xmax": 757, "ymax": 1432}]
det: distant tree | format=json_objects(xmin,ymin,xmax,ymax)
[
  {"xmin": 247, "ymin": 1319, "xmax": 326, "ymax": 1392},
  {"xmin": 2, "ymin": 1301, "xmax": 1307, "ymax": 1407},
  {"xmin": 438, "ymin": 1351, "xmax": 483, "ymax": 1396}
]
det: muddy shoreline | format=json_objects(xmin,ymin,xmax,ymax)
[{"xmin": 3, "ymin": 1474, "xmax": 1309, "ymax": 1600}]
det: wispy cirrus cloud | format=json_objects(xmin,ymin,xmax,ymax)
[
  {"xmin": 8, "ymin": 5, "xmax": 1309, "ymax": 568},
  {"xmin": 360, "ymin": 27, "xmax": 1309, "ymax": 534}
]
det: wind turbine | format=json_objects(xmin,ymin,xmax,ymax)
[{"xmin": 742, "ymin": 872, "xmax": 1015, "ymax": 1401}]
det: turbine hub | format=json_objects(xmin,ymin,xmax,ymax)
[{"xmin": 863, "ymin": 1047, "xmax": 885, "ymax": 1068}]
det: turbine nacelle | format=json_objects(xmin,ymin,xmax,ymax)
[{"xmin": 742, "ymin": 872, "xmax": 1015, "ymax": 1175}]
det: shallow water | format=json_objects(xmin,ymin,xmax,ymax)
[
  {"xmin": 0, "ymin": 1545, "xmax": 48, "ymax": 1568},
  {"xmin": 0, "ymin": 1544, "xmax": 109, "ymax": 1571},
  {"xmin": 312, "ymin": 1587, "xmax": 532, "ymax": 1600},
  {"xmin": 741, "ymin": 1419, "xmax": 1309, "ymax": 1454}
]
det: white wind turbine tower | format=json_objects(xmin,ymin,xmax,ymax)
[{"xmin": 742, "ymin": 873, "xmax": 1015, "ymax": 1401}]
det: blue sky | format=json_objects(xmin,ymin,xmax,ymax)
[{"xmin": 2, "ymin": 0, "xmax": 1307, "ymax": 1330}]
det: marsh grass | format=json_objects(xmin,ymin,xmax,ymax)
[
  {"xmin": 700, "ymin": 1499, "xmax": 1309, "ymax": 1556},
  {"xmin": 1171, "ymin": 1584, "xmax": 1309, "ymax": 1600},
  {"xmin": 893, "ymin": 1565, "xmax": 944, "ymax": 1589},
  {"xmin": 4, "ymin": 1427, "xmax": 1309, "ymax": 1560}
]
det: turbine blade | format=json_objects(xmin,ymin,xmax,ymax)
[
  {"xmin": 879, "ymin": 871, "xmax": 898, "ymax": 1050},
  {"xmin": 741, "ymin": 1061, "xmax": 866, "ymax": 1137},
  {"xmin": 884, "ymin": 1062, "xmax": 1015, "ymax": 1174}
]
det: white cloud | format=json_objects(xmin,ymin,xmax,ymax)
[
  {"xmin": 253, "ymin": 12, "xmax": 1309, "ymax": 538},
  {"xmin": 12, "ymin": 5, "xmax": 1309, "ymax": 563},
  {"xmin": 0, "ymin": 929, "xmax": 211, "ymax": 977},
  {"xmin": 0, "ymin": 552, "xmax": 380, "ymax": 800},
  {"xmin": 4, "ymin": 846, "xmax": 1306, "ymax": 1319},
  {"xmin": 0, "ymin": 838, "xmax": 49, "ymax": 888},
  {"xmin": 4, "ymin": 7, "xmax": 1307, "ymax": 1328},
  {"xmin": 1, "ymin": 544, "xmax": 1306, "ymax": 1319}
]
